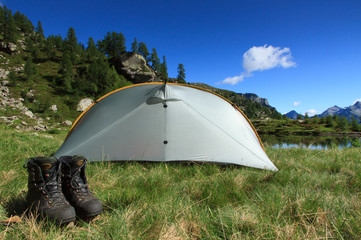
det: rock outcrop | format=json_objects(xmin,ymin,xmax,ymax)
[
  {"xmin": 115, "ymin": 52, "xmax": 159, "ymax": 83},
  {"xmin": 0, "ymin": 42, "xmax": 20, "ymax": 55},
  {"xmin": 241, "ymin": 93, "xmax": 270, "ymax": 107},
  {"xmin": 0, "ymin": 85, "xmax": 48, "ymax": 131}
]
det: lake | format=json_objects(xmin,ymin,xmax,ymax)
[{"xmin": 260, "ymin": 135, "xmax": 361, "ymax": 150}]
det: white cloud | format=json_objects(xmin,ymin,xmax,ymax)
[
  {"xmin": 243, "ymin": 45, "xmax": 296, "ymax": 73},
  {"xmin": 220, "ymin": 44, "xmax": 295, "ymax": 85},
  {"xmin": 293, "ymin": 101, "xmax": 302, "ymax": 107},
  {"xmin": 221, "ymin": 74, "xmax": 245, "ymax": 85},
  {"xmin": 305, "ymin": 109, "xmax": 318, "ymax": 117}
]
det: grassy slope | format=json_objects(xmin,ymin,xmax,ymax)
[{"xmin": 0, "ymin": 125, "xmax": 360, "ymax": 239}]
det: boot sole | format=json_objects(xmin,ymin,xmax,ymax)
[
  {"xmin": 56, "ymin": 216, "xmax": 76, "ymax": 225},
  {"xmin": 78, "ymin": 209, "xmax": 103, "ymax": 219}
]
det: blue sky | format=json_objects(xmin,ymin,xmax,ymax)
[{"xmin": 3, "ymin": 0, "xmax": 361, "ymax": 116}]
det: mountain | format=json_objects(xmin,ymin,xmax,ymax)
[
  {"xmin": 238, "ymin": 93, "xmax": 270, "ymax": 107},
  {"xmin": 318, "ymin": 105, "xmax": 343, "ymax": 118},
  {"xmin": 318, "ymin": 102, "xmax": 361, "ymax": 122},
  {"xmin": 284, "ymin": 110, "xmax": 301, "ymax": 119}
]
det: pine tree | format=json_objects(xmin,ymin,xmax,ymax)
[
  {"xmin": 44, "ymin": 35, "xmax": 57, "ymax": 60},
  {"xmin": 150, "ymin": 48, "xmax": 161, "ymax": 72},
  {"xmin": 131, "ymin": 38, "xmax": 138, "ymax": 53},
  {"xmin": 97, "ymin": 32, "xmax": 126, "ymax": 59},
  {"xmin": 337, "ymin": 116, "xmax": 348, "ymax": 131},
  {"xmin": 325, "ymin": 115, "xmax": 335, "ymax": 128},
  {"xmin": 160, "ymin": 56, "xmax": 168, "ymax": 81},
  {"xmin": 0, "ymin": 7, "xmax": 5, "ymax": 34},
  {"xmin": 24, "ymin": 57, "xmax": 37, "ymax": 80},
  {"xmin": 2, "ymin": 6, "xmax": 18, "ymax": 44},
  {"xmin": 304, "ymin": 113, "xmax": 310, "ymax": 124},
  {"xmin": 177, "ymin": 63, "xmax": 186, "ymax": 83},
  {"xmin": 13, "ymin": 11, "xmax": 33, "ymax": 34},
  {"xmin": 350, "ymin": 117, "xmax": 360, "ymax": 132},
  {"xmin": 35, "ymin": 21, "xmax": 45, "ymax": 47},
  {"xmin": 63, "ymin": 27, "xmax": 79, "ymax": 64},
  {"xmin": 58, "ymin": 52, "xmax": 74, "ymax": 92},
  {"xmin": 312, "ymin": 115, "xmax": 319, "ymax": 124},
  {"xmin": 86, "ymin": 37, "xmax": 99, "ymax": 59},
  {"xmin": 138, "ymin": 42, "xmax": 149, "ymax": 61},
  {"xmin": 85, "ymin": 56, "xmax": 121, "ymax": 97}
]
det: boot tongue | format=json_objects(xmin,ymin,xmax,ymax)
[
  {"xmin": 33, "ymin": 157, "xmax": 61, "ymax": 193},
  {"xmin": 71, "ymin": 155, "xmax": 85, "ymax": 168},
  {"xmin": 70, "ymin": 155, "xmax": 87, "ymax": 187},
  {"xmin": 33, "ymin": 157, "xmax": 58, "ymax": 173}
]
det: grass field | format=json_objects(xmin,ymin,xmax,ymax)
[{"xmin": 0, "ymin": 125, "xmax": 360, "ymax": 239}]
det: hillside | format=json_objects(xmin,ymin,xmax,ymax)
[
  {"xmin": 0, "ymin": 6, "xmax": 283, "ymax": 132},
  {"xmin": 190, "ymin": 83, "xmax": 282, "ymax": 119}
]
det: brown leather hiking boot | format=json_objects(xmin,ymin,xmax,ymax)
[
  {"xmin": 24, "ymin": 157, "xmax": 76, "ymax": 224},
  {"xmin": 60, "ymin": 155, "xmax": 102, "ymax": 219}
]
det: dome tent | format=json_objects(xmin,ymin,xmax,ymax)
[{"xmin": 55, "ymin": 83, "xmax": 278, "ymax": 171}]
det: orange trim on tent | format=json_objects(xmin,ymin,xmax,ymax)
[{"xmin": 65, "ymin": 82, "xmax": 266, "ymax": 152}]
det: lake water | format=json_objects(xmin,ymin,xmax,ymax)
[{"xmin": 260, "ymin": 135, "xmax": 360, "ymax": 150}]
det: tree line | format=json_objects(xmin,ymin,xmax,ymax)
[
  {"xmin": 298, "ymin": 114, "xmax": 361, "ymax": 132},
  {"xmin": 0, "ymin": 6, "xmax": 186, "ymax": 99}
]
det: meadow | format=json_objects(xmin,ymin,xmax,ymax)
[{"xmin": 0, "ymin": 125, "xmax": 360, "ymax": 239}]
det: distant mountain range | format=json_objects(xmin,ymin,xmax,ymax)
[
  {"xmin": 285, "ymin": 101, "xmax": 361, "ymax": 122},
  {"xmin": 284, "ymin": 110, "xmax": 300, "ymax": 119}
]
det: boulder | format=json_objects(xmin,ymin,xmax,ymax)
[
  {"xmin": 1, "ymin": 80, "xmax": 10, "ymax": 86},
  {"xmin": 8, "ymin": 43, "xmax": 17, "ymax": 52},
  {"xmin": 49, "ymin": 104, "xmax": 57, "ymax": 112},
  {"xmin": 0, "ymin": 42, "xmax": 20, "ymax": 55},
  {"xmin": 115, "ymin": 52, "xmax": 158, "ymax": 83},
  {"xmin": 62, "ymin": 120, "xmax": 73, "ymax": 126},
  {"xmin": 0, "ymin": 69, "xmax": 10, "ymax": 79},
  {"xmin": 24, "ymin": 110, "xmax": 35, "ymax": 119},
  {"xmin": 26, "ymin": 89, "xmax": 36, "ymax": 99},
  {"xmin": 77, "ymin": 98, "xmax": 93, "ymax": 112}
]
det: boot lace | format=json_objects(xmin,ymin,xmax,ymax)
[
  {"xmin": 63, "ymin": 159, "xmax": 91, "ymax": 197},
  {"xmin": 24, "ymin": 158, "xmax": 65, "ymax": 202}
]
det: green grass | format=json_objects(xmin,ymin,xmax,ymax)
[{"xmin": 0, "ymin": 124, "xmax": 360, "ymax": 239}]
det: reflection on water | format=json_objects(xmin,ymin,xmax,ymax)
[{"xmin": 260, "ymin": 135, "xmax": 359, "ymax": 150}]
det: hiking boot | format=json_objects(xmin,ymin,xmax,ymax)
[
  {"xmin": 24, "ymin": 157, "xmax": 76, "ymax": 224},
  {"xmin": 60, "ymin": 155, "xmax": 102, "ymax": 219}
]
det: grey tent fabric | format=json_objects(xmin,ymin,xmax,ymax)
[{"xmin": 55, "ymin": 83, "xmax": 278, "ymax": 171}]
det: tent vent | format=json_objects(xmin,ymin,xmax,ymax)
[{"xmin": 163, "ymin": 141, "xmax": 168, "ymax": 144}]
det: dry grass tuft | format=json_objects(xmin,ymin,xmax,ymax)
[{"xmin": 159, "ymin": 217, "xmax": 201, "ymax": 240}]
